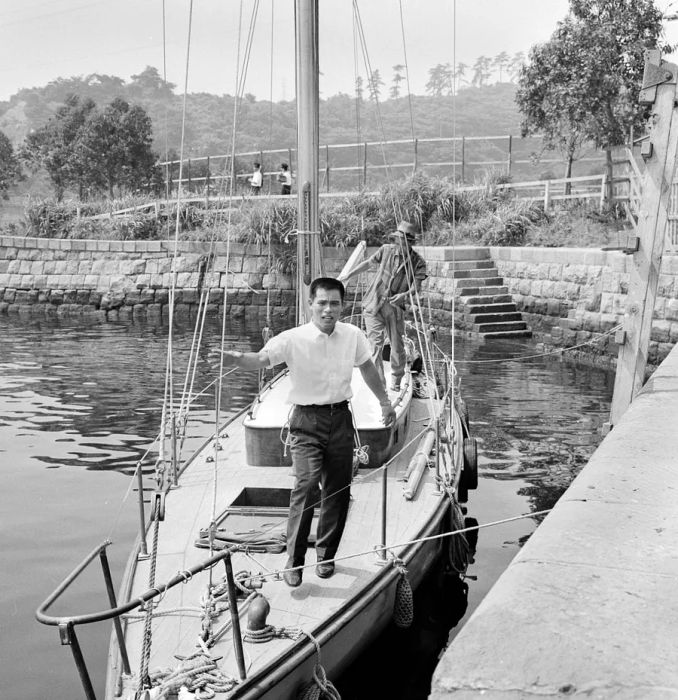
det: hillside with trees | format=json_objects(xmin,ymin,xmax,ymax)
[{"xmin": 0, "ymin": 65, "xmax": 523, "ymax": 159}]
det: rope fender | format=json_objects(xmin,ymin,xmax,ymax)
[{"xmin": 393, "ymin": 559, "xmax": 414, "ymax": 629}]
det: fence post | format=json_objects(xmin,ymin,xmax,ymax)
[
  {"xmin": 187, "ymin": 158, "xmax": 192, "ymax": 194},
  {"xmin": 599, "ymin": 174, "xmax": 606, "ymax": 213},
  {"xmin": 507, "ymin": 135, "xmax": 512, "ymax": 178},
  {"xmin": 413, "ymin": 138, "xmax": 418, "ymax": 175},
  {"xmin": 461, "ymin": 137, "xmax": 466, "ymax": 183},
  {"xmin": 543, "ymin": 180, "xmax": 551, "ymax": 211},
  {"xmin": 326, "ymin": 144, "xmax": 330, "ymax": 192},
  {"xmin": 205, "ymin": 156, "xmax": 211, "ymax": 201},
  {"xmin": 363, "ymin": 142, "xmax": 368, "ymax": 190}
]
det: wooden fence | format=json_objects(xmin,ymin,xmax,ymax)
[{"xmin": 158, "ymin": 134, "xmax": 608, "ymax": 196}]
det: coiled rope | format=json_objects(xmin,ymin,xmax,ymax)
[{"xmin": 149, "ymin": 645, "xmax": 237, "ymax": 699}]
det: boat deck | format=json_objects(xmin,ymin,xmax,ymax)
[{"xmin": 113, "ymin": 386, "xmax": 453, "ymax": 698}]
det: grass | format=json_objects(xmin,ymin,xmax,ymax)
[{"xmin": 1, "ymin": 173, "xmax": 628, "ymax": 250}]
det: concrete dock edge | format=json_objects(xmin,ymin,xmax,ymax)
[{"xmin": 430, "ymin": 344, "xmax": 678, "ymax": 698}]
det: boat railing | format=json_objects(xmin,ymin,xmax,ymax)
[{"xmin": 36, "ymin": 540, "xmax": 248, "ymax": 700}]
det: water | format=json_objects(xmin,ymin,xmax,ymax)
[{"xmin": 0, "ymin": 317, "xmax": 614, "ymax": 700}]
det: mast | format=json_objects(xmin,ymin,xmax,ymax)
[{"xmin": 294, "ymin": 0, "xmax": 322, "ymax": 324}]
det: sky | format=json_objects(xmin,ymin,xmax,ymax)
[{"xmin": 1, "ymin": 0, "xmax": 678, "ymax": 103}]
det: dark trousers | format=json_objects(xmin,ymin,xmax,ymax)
[{"xmin": 286, "ymin": 403, "xmax": 354, "ymax": 566}]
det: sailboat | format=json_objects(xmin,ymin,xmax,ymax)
[{"xmin": 36, "ymin": 2, "xmax": 477, "ymax": 698}]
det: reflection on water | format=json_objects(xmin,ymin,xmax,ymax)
[{"xmin": 0, "ymin": 317, "xmax": 613, "ymax": 700}]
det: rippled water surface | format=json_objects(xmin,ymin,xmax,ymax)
[{"xmin": 0, "ymin": 316, "xmax": 613, "ymax": 700}]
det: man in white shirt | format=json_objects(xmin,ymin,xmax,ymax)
[
  {"xmin": 221, "ymin": 277, "xmax": 395, "ymax": 587},
  {"xmin": 248, "ymin": 162, "xmax": 263, "ymax": 195}
]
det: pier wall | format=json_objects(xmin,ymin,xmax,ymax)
[
  {"xmin": 2, "ymin": 236, "xmax": 678, "ymax": 366},
  {"xmin": 429, "ymin": 336, "xmax": 678, "ymax": 699}
]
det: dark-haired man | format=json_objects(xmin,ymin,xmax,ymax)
[
  {"xmin": 339, "ymin": 221, "xmax": 427, "ymax": 391},
  {"xmin": 220, "ymin": 277, "xmax": 395, "ymax": 587}
]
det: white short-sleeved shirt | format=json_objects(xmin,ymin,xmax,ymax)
[{"xmin": 263, "ymin": 321, "xmax": 371, "ymax": 405}]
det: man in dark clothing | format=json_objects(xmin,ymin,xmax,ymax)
[{"xmin": 339, "ymin": 221, "xmax": 427, "ymax": 391}]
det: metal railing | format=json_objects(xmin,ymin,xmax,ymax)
[{"xmin": 35, "ymin": 540, "xmax": 246, "ymax": 700}]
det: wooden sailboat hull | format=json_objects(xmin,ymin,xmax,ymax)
[{"xmin": 105, "ymin": 392, "xmax": 464, "ymax": 700}]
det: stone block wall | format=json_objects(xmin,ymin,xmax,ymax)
[
  {"xmin": 489, "ymin": 246, "xmax": 678, "ymax": 367},
  {"xmin": 3, "ymin": 235, "xmax": 678, "ymax": 367},
  {"xmin": 0, "ymin": 236, "xmax": 305, "ymax": 326}
]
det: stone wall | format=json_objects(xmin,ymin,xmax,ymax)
[
  {"xmin": 489, "ymin": 246, "xmax": 678, "ymax": 367},
  {"xmin": 0, "ymin": 236, "xmax": 341, "ymax": 327},
  {"xmin": 2, "ymin": 235, "xmax": 678, "ymax": 367}
]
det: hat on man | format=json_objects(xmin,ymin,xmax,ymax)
[{"xmin": 391, "ymin": 220, "xmax": 418, "ymax": 243}]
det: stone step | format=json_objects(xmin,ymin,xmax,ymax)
[
  {"xmin": 466, "ymin": 312, "xmax": 523, "ymax": 324},
  {"xmin": 454, "ymin": 276, "xmax": 504, "ymax": 288},
  {"xmin": 461, "ymin": 293, "xmax": 513, "ymax": 305},
  {"xmin": 481, "ymin": 329, "xmax": 534, "ymax": 340},
  {"xmin": 440, "ymin": 259, "xmax": 496, "ymax": 272},
  {"xmin": 474, "ymin": 321, "xmax": 528, "ymax": 333},
  {"xmin": 417, "ymin": 246, "xmax": 491, "ymax": 262},
  {"xmin": 457, "ymin": 285, "xmax": 509, "ymax": 297},
  {"xmin": 464, "ymin": 302, "xmax": 517, "ymax": 314},
  {"xmin": 449, "ymin": 268, "xmax": 499, "ymax": 280}
]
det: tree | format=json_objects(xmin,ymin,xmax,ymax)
[
  {"xmin": 21, "ymin": 94, "xmax": 97, "ymax": 200},
  {"xmin": 0, "ymin": 131, "xmax": 21, "ymax": 200},
  {"xmin": 129, "ymin": 66, "xmax": 175, "ymax": 98},
  {"xmin": 355, "ymin": 75, "xmax": 364, "ymax": 103},
  {"xmin": 516, "ymin": 0, "xmax": 666, "ymax": 202},
  {"xmin": 78, "ymin": 98, "xmax": 158, "ymax": 198},
  {"xmin": 493, "ymin": 52, "xmax": 510, "ymax": 82},
  {"xmin": 471, "ymin": 56, "xmax": 492, "ymax": 87},
  {"xmin": 390, "ymin": 64, "xmax": 405, "ymax": 99},
  {"xmin": 367, "ymin": 69, "xmax": 384, "ymax": 102},
  {"xmin": 426, "ymin": 63, "xmax": 453, "ymax": 97},
  {"xmin": 508, "ymin": 53, "xmax": 526, "ymax": 82},
  {"xmin": 21, "ymin": 96, "xmax": 159, "ymax": 199}
]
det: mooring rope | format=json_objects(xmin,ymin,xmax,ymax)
[
  {"xmin": 297, "ymin": 631, "xmax": 341, "ymax": 700},
  {"xmin": 138, "ymin": 496, "xmax": 162, "ymax": 692}
]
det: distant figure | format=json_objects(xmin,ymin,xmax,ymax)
[
  {"xmin": 339, "ymin": 221, "xmax": 427, "ymax": 391},
  {"xmin": 277, "ymin": 162, "xmax": 292, "ymax": 195},
  {"xmin": 249, "ymin": 162, "xmax": 263, "ymax": 195}
]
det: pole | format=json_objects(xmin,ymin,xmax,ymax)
[
  {"xmin": 295, "ymin": 0, "xmax": 320, "ymax": 323},
  {"xmin": 136, "ymin": 462, "xmax": 148, "ymax": 558},
  {"xmin": 607, "ymin": 50, "xmax": 678, "ymax": 428},
  {"xmin": 379, "ymin": 467, "xmax": 387, "ymax": 562},
  {"xmin": 100, "ymin": 549, "xmax": 131, "ymax": 675},
  {"xmin": 59, "ymin": 623, "xmax": 97, "ymax": 700},
  {"xmin": 223, "ymin": 553, "xmax": 247, "ymax": 680}
]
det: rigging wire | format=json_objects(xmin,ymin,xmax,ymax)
[
  {"xmin": 352, "ymin": 0, "xmax": 401, "ymax": 220},
  {"xmin": 397, "ymin": 0, "xmax": 417, "ymax": 145}
]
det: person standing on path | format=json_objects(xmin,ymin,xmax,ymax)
[
  {"xmin": 277, "ymin": 162, "xmax": 292, "ymax": 195},
  {"xmin": 218, "ymin": 277, "xmax": 396, "ymax": 587},
  {"xmin": 339, "ymin": 221, "xmax": 427, "ymax": 391},
  {"xmin": 248, "ymin": 162, "xmax": 263, "ymax": 195}
]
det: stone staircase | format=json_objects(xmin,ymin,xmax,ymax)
[{"xmin": 433, "ymin": 247, "xmax": 532, "ymax": 339}]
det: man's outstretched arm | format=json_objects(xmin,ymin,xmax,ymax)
[{"xmin": 219, "ymin": 349, "xmax": 270, "ymax": 370}]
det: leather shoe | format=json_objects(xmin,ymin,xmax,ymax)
[
  {"xmin": 315, "ymin": 560, "xmax": 335, "ymax": 579},
  {"xmin": 283, "ymin": 567, "xmax": 302, "ymax": 587}
]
